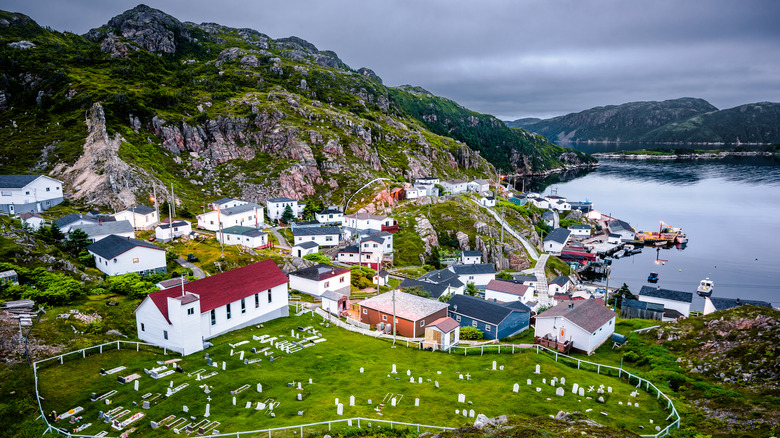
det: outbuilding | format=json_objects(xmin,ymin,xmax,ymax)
[
  {"xmin": 422, "ymin": 317, "xmax": 460, "ymax": 350},
  {"xmin": 534, "ymin": 300, "xmax": 617, "ymax": 355},
  {"xmin": 87, "ymin": 234, "xmax": 167, "ymax": 276},
  {"xmin": 638, "ymin": 285, "xmax": 692, "ymax": 320}
]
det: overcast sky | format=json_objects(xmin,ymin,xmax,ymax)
[{"xmin": 5, "ymin": 0, "xmax": 780, "ymax": 119}]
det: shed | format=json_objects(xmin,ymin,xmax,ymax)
[{"xmin": 423, "ymin": 317, "xmax": 460, "ymax": 350}]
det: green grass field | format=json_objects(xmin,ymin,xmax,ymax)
[{"xmin": 36, "ymin": 310, "xmax": 674, "ymax": 437}]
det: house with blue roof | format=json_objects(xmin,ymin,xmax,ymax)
[
  {"xmin": 638, "ymin": 285, "xmax": 693, "ymax": 320},
  {"xmin": 0, "ymin": 175, "xmax": 63, "ymax": 214}
]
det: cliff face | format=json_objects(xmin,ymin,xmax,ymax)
[{"xmin": 0, "ymin": 5, "xmax": 585, "ymax": 210}]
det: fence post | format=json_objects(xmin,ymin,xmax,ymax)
[
  {"xmin": 117, "ymin": 341, "xmax": 120, "ymax": 350},
  {"xmin": 137, "ymin": 342, "xmax": 139, "ymax": 352},
  {"xmin": 268, "ymin": 430, "xmax": 271, "ymax": 438},
  {"xmin": 83, "ymin": 350, "xmax": 86, "ymax": 358},
  {"xmin": 597, "ymin": 364, "xmax": 600, "ymax": 374},
  {"xmin": 481, "ymin": 346, "xmax": 483, "ymax": 356},
  {"xmin": 555, "ymin": 352, "xmax": 558, "ymax": 362},
  {"xmin": 358, "ymin": 418, "xmax": 360, "ymax": 428},
  {"xmin": 100, "ymin": 345, "xmax": 103, "ymax": 354},
  {"xmin": 60, "ymin": 355, "xmax": 63, "ymax": 365},
  {"xmin": 577, "ymin": 360, "xmax": 580, "ymax": 369}
]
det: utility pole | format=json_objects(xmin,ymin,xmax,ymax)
[
  {"xmin": 392, "ymin": 287, "xmax": 397, "ymax": 346},
  {"xmin": 152, "ymin": 186, "xmax": 159, "ymax": 227},
  {"xmin": 170, "ymin": 183, "xmax": 176, "ymax": 217}
]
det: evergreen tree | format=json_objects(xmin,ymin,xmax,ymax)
[
  {"xmin": 425, "ymin": 246, "xmax": 442, "ymax": 269},
  {"xmin": 67, "ymin": 228, "xmax": 91, "ymax": 254},
  {"xmin": 465, "ymin": 282, "xmax": 478, "ymax": 296},
  {"xmin": 281, "ymin": 205, "xmax": 295, "ymax": 223}
]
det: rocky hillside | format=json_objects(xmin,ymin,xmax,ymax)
[
  {"xmin": 0, "ymin": 5, "xmax": 584, "ymax": 211},
  {"xmin": 507, "ymin": 98, "xmax": 780, "ymax": 144}
]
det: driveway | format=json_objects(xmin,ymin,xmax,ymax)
[
  {"xmin": 269, "ymin": 227, "xmax": 291, "ymax": 249},
  {"xmin": 176, "ymin": 257, "xmax": 206, "ymax": 279}
]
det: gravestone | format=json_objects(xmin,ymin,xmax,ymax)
[
  {"xmin": 556, "ymin": 387, "xmax": 565, "ymax": 396},
  {"xmin": 360, "ymin": 367, "xmax": 364, "ymax": 373},
  {"xmin": 297, "ymin": 382, "xmax": 302, "ymax": 390},
  {"xmin": 542, "ymin": 378, "xmax": 546, "ymax": 384},
  {"xmin": 572, "ymin": 383, "xmax": 579, "ymax": 394},
  {"xmin": 513, "ymin": 383, "xmax": 519, "ymax": 393},
  {"xmin": 458, "ymin": 394, "xmax": 466, "ymax": 403},
  {"xmin": 561, "ymin": 377, "xmax": 566, "ymax": 385},
  {"xmin": 597, "ymin": 396, "xmax": 605, "ymax": 403},
  {"xmin": 597, "ymin": 388, "xmax": 604, "ymax": 395},
  {"xmin": 418, "ymin": 377, "xmax": 422, "ymax": 384},
  {"xmin": 151, "ymin": 421, "xmax": 158, "ymax": 429},
  {"xmin": 245, "ymin": 402, "xmax": 251, "ymax": 409},
  {"xmin": 335, "ymin": 398, "xmax": 339, "ymax": 406},
  {"xmin": 134, "ymin": 380, "xmax": 139, "ymax": 391},
  {"xmin": 207, "ymin": 358, "xmax": 213, "ymax": 366},
  {"xmin": 349, "ymin": 396, "xmax": 355, "ymax": 406},
  {"xmin": 368, "ymin": 399, "xmax": 372, "ymax": 405},
  {"xmin": 415, "ymin": 398, "xmax": 419, "ymax": 407},
  {"xmin": 257, "ymin": 383, "xmax": 263, "ymax": 393},
  {"xmin": 309, "ymin": 379, "xmax": 313, "ymax": 384},
  {"xmin": 392, "ymin": 364, "xmax": 397, "ymax": 374},
  {"xmin": 469, "ymin": 409, "xmax": 475, "ymax": 418},
  {"xmin": 536, "ymin": 387, "xmax": 541, "ymax": 392},
  {"xmin": 527, "ymin": 379, "xmax": 532, "ymax": 385},
  {"xmin": 222, "ymin": 362, "xmax": 226, "ymax": 371},
  {"xmin": 578, "ymin": 388, "xmax": 585, "ymax": 397},
  {"xmin": 230, "ymin": 349, "xmax": 234, "ymax": 356},
  {"xmin": 239, "ymin": 351, "xmax": 245, "ymax": 361},
  {"xmin": 462, "ymin": 410, "xmax": 467, "ymax": 417},
  {"xmin": 410, "ymin": 377, "xmax": 415, "ymax": 383},
  {"xmin": 204, "ymin": 404, "xmax": 210, "ymax": 417},
  {"xmin": 170, "ymin": 381, "xmax": 174, "ymax": 388},
  {"xmin": 407, "ymin": 369, "xmax": 411, "ymax": 376},
  {"xmin": 257, "ymin": 403, "xmax": 263, "ymax": 410},
  {"xmin": 391, "ymin": 397, "xmax": 397, "ymax": 407},
  {"xmin": 455, "ymin": 409, "xmax": 459, "ymax": 415},
  {"xmin": 251, "ymin": 348, "xmax": 257, "ymax": 353},
  {"xmin": 297, "ymin": 393, "xmax": 302, "ymax": 401},
  {"xmin": 608, "ymin": 386, "xmax": 612, "ymax": 393},
  {"xmin": 459, "ymin": 374, "xmax": 464, "ymax": 380},
  {"xmin": 534, "ymin": 364, "xmax": 541, "ymax": 374},
  {"xmin": 500, "ymin": 365, "xmax": 504, "ymax": 371},
  {"xmin": 492, "ymin": 361, "xmax": 497, "ymax": 370},
  {"xmin": 551, "ymin": 380, "xmax": 555, "ymax": 387},
  {"xmin": 435, "ymin": 381, "xmax": 439, "ymax": 388},
  {"xmin": 142, "ymin": 401, "xmax": 150, "ymax": 409},
  {"xmin": 232, "ymin": 397, "xmax": 236, "ymax": 406},
  {"xmin": 183, "ymin": 406, "xmax": 189, "ymax": 413}
]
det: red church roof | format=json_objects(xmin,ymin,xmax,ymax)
[{"xmin": 140, "ymin": 259, "xmax": 287, "ymax": 324}]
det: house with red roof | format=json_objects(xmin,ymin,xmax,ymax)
[
  {"xmin": 534, "ymin": 300, "xmax": 617, "ymax": 355},
  {"xmin": 358, "ymin": 290, "xmax": 449, "ymax": 338},
  {"xmin": 484, "ymin": 279, "xmax": 533, "ymax": 304},
  {"xmin": 422, "ymin": 317, "xmax": 460, "ymax": 351},
  {"xmin": 134, "ymin": 259, "xmax": 289, "ymax": 355}
]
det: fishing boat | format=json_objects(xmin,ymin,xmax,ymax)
[
  {"xmin": 697, "ymin": 278, "xmax": 713, "ymax": 296},
  {"xmin": 647, "ymin": 272, "xmax": 659, "ymax": 283},
  {"xmin": 675, "ymin": 232, "xmax": 688, "ymax": 244}
]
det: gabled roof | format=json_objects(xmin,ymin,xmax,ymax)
[
  {"xmin": 444, "ymin": 178, "xmax": 466, "ymax": 184},
  {"xmin": 54, "ymin": 213, "xmax": 97, "ymax": 228},
  {"xmin": 501, "ymin": 301, "xmax": 533, "ymax": 311},
  {"xmin": 359, "ymin": 290, "xmax": 448, "ymax": 321},
  {"xmin": 294, "ymin": 241, "xmax": 319, "ymax": 249},
  {"xmin": 338, "ymin": 245, "xmax": 360, "ymax": 254},
  {"xmin": 289, "ymin": 263, "xmax": 349, "ymax": 281},
  {"xmin": 569, "ymin": 224, "xmax": 591, "ymax": 230},
  {"xmin": 622, "ymin": 298, "xmax": 664, "ymax": 312},
  {"xmin": 221, "ymin": 202, "xmax": 262, "ymax": 216},
  {"xmin": 213, "ymin": 197, "xmax": 239, "ymax": 206},
  {"xmin": 419, "ymin": 268, "xmax": 460, "ymax": 284},
  {"xmin": 707, "ymin": 297, "xmax": 772, "ymax": 311},
  {"xmin": 292, "ymin": 226, "xmax": 341, "ymax": 236},
  {"xmin": 87, "ymin": 234, "xmax": 165, "ymax": 259},
  {"xmin": 157, "ymin": 220, "xmax": 190, "ymax": 230},
  {"xmin": 544, "ymin": 228, "xmax": 571, "ymax": 244},
  {"xmin": 512, "ymin": 274, "xmax": 537, "ymax": 283},
  {"xmin": 607, "ymin": 219, "xmax": 634, "ymax": 233},
  {"xmin": 550, "ymin": 275, "xmax": 571, "ymax": 287},
  {"xmin": 536, "ymin": 300, "xmax": 617, "ymax": 333},
  {"xmin": 321, "ymin": 290, "xmax": 346, "ymax": 301},
  {"xmin": 462, "ymin": 250, "xmax": 481, "ymax": 257},
  {"xmin": 267, "ymin": 197, "xmax": 297, "ymax": 203},
  {"xmin": 344, "ymin": 212, "xmax": 388, "ymax": 221},
  {"xmin": 20, "ymin": 212, "xmax": 43, "ymax": 220},
  {"xmin": 378, "ymin": 270, "xmax": 389, "ymax": 277},
  {"xmin": 399, "ymin": 278, "xmax": 450, "ymax": 299},
  {"xmin": 427, "ymin": 316, "xmax": 460, "ymax": 333},
  {"xmin": 0, "ymin": 174, "xmax": 46, "ymax": 188},
  {"xmin": 450, "ymin": 263, "xmax": 496, "ymax": 275},
  {"xmin": 542, "ymin": 211, "xmax": 555, "ymax": 219},
  {"xmin": 486, "ymin": 279, "xmax": 529, "ymax": 296},
  {"xmin": 448, "ymin": 294, "xmax": 527, "ymax": 326},
  {"xmin": 318, "ymin": 206, "xmax": 343, "ymax": 215},
  {"xmin": 120, "ymin": 205, "xmax": 155, "ymax": 215},
  {"xmin": 144, "ymin": 259, "xmax": 288, "ymax": 324},
  {"xmin": 79, "ymin": 220, "xmax": 134, "ymax": 237},
  {"xmin": 639, "ymin": 285, "xmax": 693, "ymax": 304},
  {"xmin": 361, "ymin": 234, "xmax": 387, "ymax": 244},
  {"xmin": 221, "ymin": 225, "xmax": 267, "ymax": 237}
]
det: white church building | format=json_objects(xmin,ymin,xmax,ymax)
[{"xmin": 134, "ymin": 259, "xmax": 289, "ymax": 355}]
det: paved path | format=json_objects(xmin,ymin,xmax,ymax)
[
  {"xmin": 176, "ymin": 257, "xmax": 206, "ymax": 279},
  {"xmin": 531, "ymin": 253, "xmax": 551, "ymax": 306},
  {"xmin": 269, "ymin": 227, "xmax": 291, "ymax": 249},
  {"xmin": 470, "ymin": 199, "xmax": 539, "ymax": 260}
]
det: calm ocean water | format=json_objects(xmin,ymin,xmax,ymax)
[{"xmin": 527, "ymin": 155, "xmax": 780, "ymax": 311}]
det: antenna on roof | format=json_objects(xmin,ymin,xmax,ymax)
[{"xmin": 181, "ymin": 275, "xmax": 185, "ymax": 297}]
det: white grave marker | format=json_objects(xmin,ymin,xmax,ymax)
[
  {"xmin": 572, "ymin": 383, "xmax": 579, "ymax": 394},
  {"xmin": 360, "ymin": 367, "xmax": 364, "ymax": 373},
  {"xmin": 435, "ymin": 381, "xmax": 439, "ymax": 388},
  {"xmin": 578, "ymin": 388, "xmax": 585, "ymax": 397},
  {"xmin": 392, "ymin": 364, "xmax": 397, "ymax": 374},
  {"xmin": 608, "ymin": 386, "xmax": 612, "ymax": 393},
  {"xmin": 183, "ymin": 405, "xmax": 188, "ymax": 413},
  {"xmin": 232, "ymin": 397, "xmax": 236, "ymax": 406},
  {"xmin": 391, "ymin": 397, "xmax": 397, "ymax": 407},
  {"xmin": 418, "ymin": 377, "xmax": 422, "ymax": 384},
  {"xmin": 349, "ymin": 396, "xmax": 355, "ymax": 406},
  {"xmin": 204, "ymin": 404, "xmax": 210, "ymax": 417},
  {"xmin": 492, "ymin": 361, "xmax": 497, "ymax": 370},
  {"xmin": 556, "ymin": 387, "xmax": 565, "ymax": 396},
  {"xmin": 337, "ymin": 403, "xmax": 343, "ymax": 415},
  {"xmin": 410, "ymin": 377, "xmax": 415, "ymax": 383},
  {"xmin": 458, "ymin": 394, "xmax": 466, "ymax": 403},
  {"xmin": 134, "ymin": 380, "xmax": 139, "ymax": 391},
  {"xmin": 527, "ymin": 379, "xmax": 532, "ymax": 385},
  {"xmin": 512, "ymin": 383, "xmax": 519, "ymax": 393},
  {"xmin": 415, "ymin": 398, "xmax": 419, "ymax": 407},
  {"xmin": 534, "ymin": 364, "xmax": 541, "ymax": 374},
  {"xmin": 469, "ymin": 409, "xmax": 475, "ymax": 418},
  {"xmin": 222, "ymin": 362, "xmax": 226, "ymax": 371},
  {"xmin": 561, "ymin": 377, "xmax": 566, "ymax": 385}
]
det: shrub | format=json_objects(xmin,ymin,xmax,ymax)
[{"xmin": 460, "ymin": 326, "xmax": 484, "ymax": 340}]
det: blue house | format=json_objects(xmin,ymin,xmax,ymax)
[{"xmin": 447, "ymin": 294, "xmax": 530, "ymax": 340}]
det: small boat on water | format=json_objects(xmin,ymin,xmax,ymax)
[
  {"xmin": 647, "ymin": 272, "xmax": 659, "ymax": 283},
  {"xmin": 676, "ymin": 232, "xmax": 688, "ymax": 244},
  {"xmin": 697, "ymin": 278, "xmax": 714, "ymax": 296}
]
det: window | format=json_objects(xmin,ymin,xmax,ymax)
[
  {"xmin": 114, "ymin": 258, "xmax": 118, "ymax": 263},
  {"xmin": 340, "ymin": 276, "xmax": 345, "ymax": 283},
  {"xmin": 456, "ymin": 315, "xmax": 461, "ymax": 322},
  {"xmin": 419, "ymin": 320, "xmax": 425, "ymax": 327},
  {"xmin": 210, "ymin": 220, "xmax": 214, "ymax": 225},
  {"xmin": 472, "ymin": 320, "xmax": 478, "ymax": 327},
  {"xmin": 255, "ymin": 293, "xmax": 259, "ymax": 308},
  {"xmin": 326, "ymin": 236, "xmax": 333, "ymax": 241},
  {"xmin": 187, "ymin": 308, "xmax": 194, "ymax": 316},
  {"xmin": 382, "ymin": 315, "xmax": 387, "ymax": 321},
  {"xmin": 267, "ymin": 289, "xmax": 272, "ymax": 303},
  {"xmin": 226, "ymin": 303, "xmax": 232, "ymax": 319},
  {"xmin": 210, "ymin": 309, "xmax": 216, "ymax": 325},
  {"xmin": 133, "ymin": 258, "xmax": 139, "ymax": 263},
  {"xmin": 241, "ymin": 298, "xmax": 246, "ymax": 314},
  {"xmin": 311, "ymin": 236, "xmax": 315, "ymax": 241},
  {"xmin": 485, "ymin": 324, "xmax": 491, "ymax": 332},
  {"xmin": 324, "ymin": 281, "xmax": 330, "ymax": 288},
  {"xmin": 363, "ymin": 309, "xmax": 367, "ymax": 314},
  {"xmin": 163, "ymin": 330, "xmax": 168, "ymax": 340},
  {"xmin": 46, "ymin": 187, "xmax": 50, "ymax": 192},
  {"xmin": 373, "ymin": 244, "xmax": 378, "ymax": 248},
  {"xmin": 140, "ymin": 323, "xmax": 145, "ymax": 332},
  {"xmin": 469, "ymin": 275, "xmax": 474, "ymax": 280},
  {"xmin": 25, "ymin": 191, "xmax": 30, "ymax": 195}
]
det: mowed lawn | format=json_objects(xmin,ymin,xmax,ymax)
[{"xmin": 37, "ymin": 309, "xmax": 673, "ymax": 436}]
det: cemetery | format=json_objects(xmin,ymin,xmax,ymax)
[{"xmin": 35, "ymin": 308, "xmax": 674, "ymax": 436}]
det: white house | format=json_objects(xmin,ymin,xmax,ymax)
[
  {"xmin": 480, "ymin": 196, "xmax": 496, "ymax": 207},
  {"xmin": 155, "ymin": 220, "xmax": 193, "ymax": 242},
  {"xmin": 548, "ymin": 275, "xmax": 573, "ymax": 294},
  {"xmin": 415, "ymin": 177, "xmax": 440, "ymax": 186},
  {"xmin": 266, "ymin": 197, "xmax": 304, "ymax": 222},
  {"xmin": 440, "ymin": 179, "xmax": 468, "ymax": 194},
  {"xmin": 87, "ymin": 234, "xmax": 167, "ymax": 277},
  {"xmin": 134, "ymin": 259, "xmax": 289, "ymax": 356},
  {"xmin": 568, "ymin": 224, "xmax": 591, "ymax": 237},
  {"xmin": 216, "ymin": 226, "xmax": 269, "ymax": 249},
  {"xmin": 337, "ymin": 245, "xmax": 368, "ymax": 265},
  {"xmin": 19, "ymin": 212, "xmax": 45, "ymax": 231},
  {"xmin": 606, "ymin": 233, "xmax": 622, "ymax": 244},
  {"xmin": 638, "ymin": 286, "xmax": 692, "ymax": 320},
  {"xmin": 361, "ymin": 231, "xmax": 393, "ymax": 255},
  {"xmin": 404, "ymin": 187, "xmax": 421, "ymax": 199},
  {"xmin": 467, "ymin": 179, "xmax": 491, "ymax": 193},
  {"xmin": 292, "ymin": 241, "xmax": 319, "ymax": 258},
  {"xmin": 484, "ymin": 279, "xmax": 531, "ymax": 303},
  {"xmin": 79, "ymin": 220, "xmax": 135, "ymax": 243},
  {"xmin": 546, "ymin": 196, "xmax": 571, "ymax": 212},
  {"xmin": 113, "ymin": 205, "xmax": 158, "ymax": 230},
  {"xmin": 415, "ymin": 184, "xmax": 439, "ymax": 197},
  {"xmin": 374, "ymin": 270, "xmax": 390, "ymax": 287},
  {"xmin": 531, "ymin": 197, "xmax": 550, "ymax": 209},
  {"xmin": 211, "ymin": 197, "xmax": 247, "ymax": 210},
  {"xmin": 292, "ymin": 226, "xmax": 340, "ymax": 247},
  {"xmin": 449, "ymin": 263, "xmax": 496, "ymax": 287},
  {"xmin": 534, "ymin": 300, "xmax": 617, "ymax": 355},
  {"xmin": 460, "ymin": 250, "xmax": 482, "ymax": 265},
  {"xmin": 197, "ymin": 202, "xmax": 264, "ymax": 232},
  {"xmin": 320, "ymin": 290, "xmax": 350, "ymax": 317},
  {"xmin": 544, "ymin": 228, "xmax": 571, "ymax": 254},
  {"xmin": 315, "ymin": 206, "xmax": 344, "ymax": 225},
  {"xmin": 607, "ymin": 219, "xmax": 636, "ymax": 242},
  {"xmin": 0, "ymin": 175, "xmax": 63, "ymax": 214},
  {"xmin": 54, "ymin": 213, "xmax": 98, "ymax": 233},
  {"xmin": 422, "ymin": 317, "xmax": 460, "ymax": 351},
  {"xmin": 288, "ymin": 263, "xmax": 351, "ymax": 297},
  {"xmin": 343, "ymin": 212, "xmax": 394, "ymax": 232}
]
